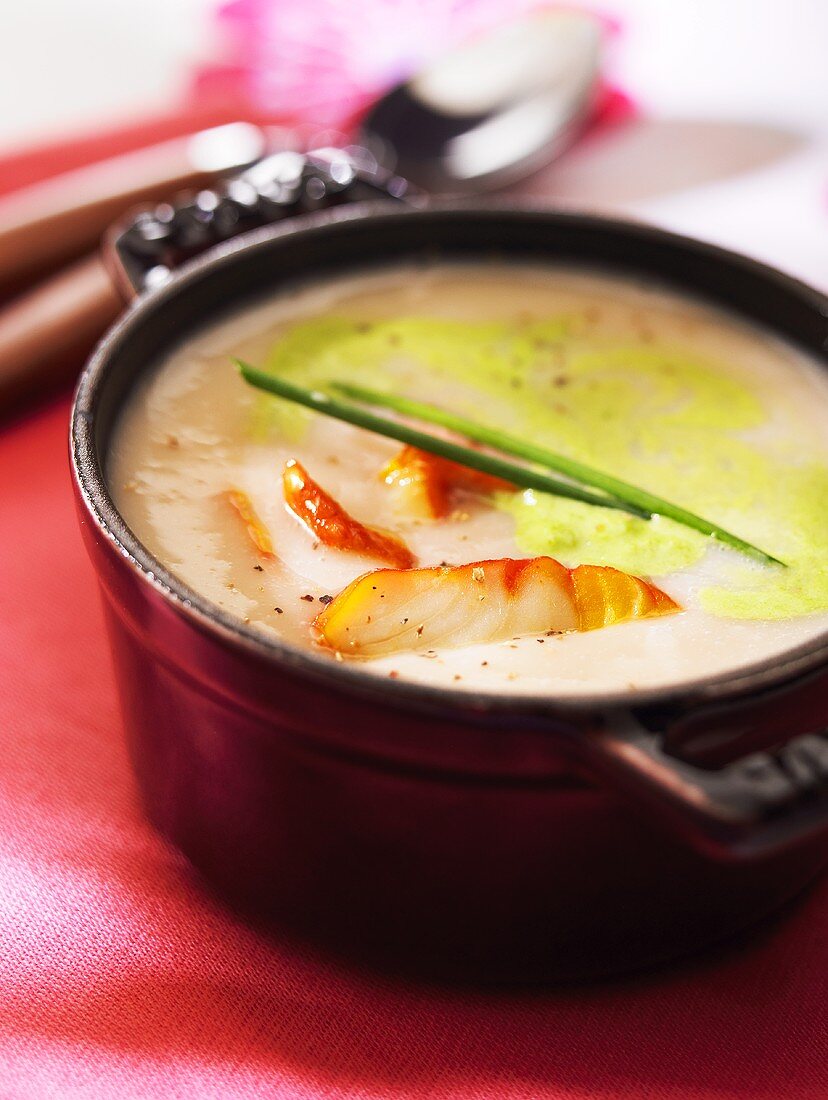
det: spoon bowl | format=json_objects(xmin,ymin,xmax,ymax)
[{"xmin": 359, "ymin": 10, "xmax": 604, "ymax": 194}]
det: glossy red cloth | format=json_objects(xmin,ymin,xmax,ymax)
[{"xmin": 1, "ymin": 112, "xmax": 827, "ymax": 1100}]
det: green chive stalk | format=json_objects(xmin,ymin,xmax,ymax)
[
  {"xmin": 236, "ymin": 361, "xmax": 650, "ymax": 519},
  {"xmin": 332, "ymin": 381, "xmax": 785, "ymax": 568}
]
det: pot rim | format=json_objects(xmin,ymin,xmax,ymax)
[{"xmin": 71, "ymin": 201, "xmax": 828, "ymax": 719}]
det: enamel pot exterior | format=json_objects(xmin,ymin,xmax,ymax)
[{"xmin": 72, "ymin": 207, "xmax": 828, "ymax": 983}]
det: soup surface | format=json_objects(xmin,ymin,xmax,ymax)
[{"xmin": 109, "ymin": 263, "xmax": 828, "ymax": 696}]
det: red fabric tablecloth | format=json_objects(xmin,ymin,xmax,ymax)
[{"xmin": 1, "ymin": 112, "xmax": 827, "ymax": 1100}]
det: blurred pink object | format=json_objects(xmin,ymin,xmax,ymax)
[{"xmin": 214, "ymin": 0, "xmax": 565, "ymax": 131}]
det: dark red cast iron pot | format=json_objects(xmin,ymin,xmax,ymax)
[{"xmin": 71, "ymin": 167, "xmax": 828, "ymax": 983}]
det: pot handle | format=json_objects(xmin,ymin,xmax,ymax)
[
  {"xmin": 575, "ymin": 678, "xmax": 828, "ymax": 858},
  {"xmin": 107, "ymin": 148, "xmax": 413, "ymax": 298}
]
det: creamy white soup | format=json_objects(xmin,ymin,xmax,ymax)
[{"xmin": 109, "ymin": 263, "xmax": 828, "ymax": 696}]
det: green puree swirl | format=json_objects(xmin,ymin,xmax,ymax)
[{"xmin": 262, "ymin": 315, "xmax": 828, "ymax": 621}]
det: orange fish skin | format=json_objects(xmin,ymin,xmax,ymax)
[
  {"xmin": 570, "ymin": 564, "xmax": 680, "ymax": 631},
  {"xmin": 314, "ymin": 556, "xmax": 680, "ymax": 657},
  {"xmin": 283, "ymin": 459, "xmax": 414, "ymax": 569},
  {"xmin": 313, "ymin": 556, "xmax": 579, "ymax": 656},
  {"xmin": 380, "ymin": 446, "xmax": 450, "ymax": 519},
  {"xmin": 225, "ymin": 489, "xmax": 275, "ymax": 558},
  {"xmin": 381, "ymin": 446, "xmax": 511, "ymax": 520}
]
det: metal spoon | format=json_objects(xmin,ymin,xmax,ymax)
[{"xmin": 359, "ymin": 9, "xmax": 603, "ymax": 194}]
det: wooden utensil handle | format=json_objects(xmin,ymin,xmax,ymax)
[
  {"xmin": 0, "ymin": 254, "xmax": 122, "ymax": 413},
  {"xmin": 0, "ymin": 148, "xmax": 406, "ymax": 418},
  {"xmin": 0, "ymin": 123, "xmax": 267, "ymax": 299}
]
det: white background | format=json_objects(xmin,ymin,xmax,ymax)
[{"xmin": 1, "ymin": 0, "xmax": 826, "ymax": 288}]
